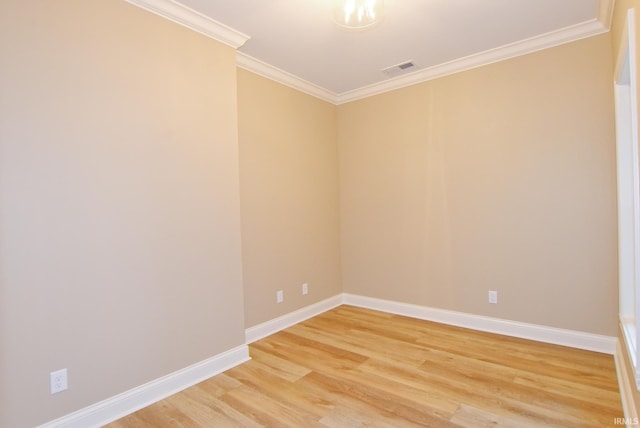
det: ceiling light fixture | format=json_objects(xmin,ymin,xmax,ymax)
[{"xmin": 333, "ymin": 0, "xmax": 384, "ymax": 31}]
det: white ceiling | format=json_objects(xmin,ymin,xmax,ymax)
[{"xmin": 132, "ymin": 0, "xmax": 613, "ymax": 103}]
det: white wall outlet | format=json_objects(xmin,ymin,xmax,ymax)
[
  {"xmin": 276, "ymin": 290, "xmax": 283, "ymax": 303},
  {"xmin": 302, "ymin": 283, "xmax": 308, "ymax": 295},
  {"xmin": 488, "ymin": 290, "xmax": 498, "ymax": 304},
  {"xmin": 50, "ymin": 368, "xmax": 68, "ymax": 394}
]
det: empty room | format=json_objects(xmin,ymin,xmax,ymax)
[{"xmin": 2, "ymin": 0, "xmax": 639, "ymax": 426}]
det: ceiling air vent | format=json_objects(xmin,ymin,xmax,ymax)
[{"xmin": 381, "ymin": 60, "xmax": 416, "ymax": 78}]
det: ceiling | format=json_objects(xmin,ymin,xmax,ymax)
[{"xmin": 130, "ymin": 0, "xmax": 613, "ymax": 103}]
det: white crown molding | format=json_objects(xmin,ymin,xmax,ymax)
[
  {"xmin": 123, "ymin": 0, "xmax": 250, "ymax": 48},
  {"xmin": 336, "ymin": 17, "xmax": 610, "ymax": 104},
  {"xmin": 37, "ymin": 345, "xmax": 250, "ymax": 428},
  {"xmin": 598, "ymin": 0, "xmax": 616, "ymax": 31},
  {"xmin": 342, "ymin": 294, "xmax": 617, "ymax": 354},
  {"xmin": 237, "ymin": 12, "xmax": 611, "ymax": 106},
  {"xmin": 236, "ymin": 52, "xmax": 338, "ymax": 104},
  {"xmin": 245, "ymin": 294, "xmax": 343, "ymax": 343},
  {"xmin": 125, "ymin": 0, "xmax": 614, "ymax": 105}
]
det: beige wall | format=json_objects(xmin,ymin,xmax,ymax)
[
  {"xmin": 339, "ymin": 33, "xmax": 618, "ymax": 336},
  {"xmin": 0, "ymin": 1, "xmax": 245, "ymax": 427},
  {"xmin": 237, "ymin": 69, "xmax": 342, "ymax": 327},
  {"xmin": 611, "ymin": 0, "xmax": 640, "ymax": 415},
  {"xmin": 0, "ymin": 0, "xmax": 625, "ymax": 425}
]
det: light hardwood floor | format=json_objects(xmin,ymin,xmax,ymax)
[{"xmin": 107, "ymin": 305, "xmax": 623, "ymax": 427}]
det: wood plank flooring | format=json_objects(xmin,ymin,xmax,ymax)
[{"xmin": 106, "ymin": 305, "xmax": 623, "ymax": 427}]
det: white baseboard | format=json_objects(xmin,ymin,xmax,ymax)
[
  {"xmin": 616, "ymin": 340, "xmax": 640, "ymax": 425},
  {"xmin": 37, "ymin": 345, "xmax": 250, "ymax": 428},
  {"xmin": 342, "ymin": 293, "xmax": 617, "ymax": 355},
  {"xmin": 40, "ymin": 293, "xmax": 619, "ymax": 427},
  {"xmin": 245, "ymin": 294, "xmax": 343, "ymax": 343}
]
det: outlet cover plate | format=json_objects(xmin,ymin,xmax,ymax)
[
  {"xmin": 50, "ymin": 368, "xmax": 68, "ymax": 394},
  {"xmin": 488, "ymin": 290, "xmax": 498, "ymax": 304}
]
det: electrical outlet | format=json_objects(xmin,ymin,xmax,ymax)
[
  {"xmin": 488, "ymin": 290, "xmax": 498, "ymax": 304},
  {"xmin": 302, "ymin": 283, "xmax": 308, "ymax": 295},
  {"xmin": 50, "ymin": 368, "xmax": 68, "ymax": 394},
  {"xmin": 276, "ymin": 290, "xmax": 283, "ymax": 303}
]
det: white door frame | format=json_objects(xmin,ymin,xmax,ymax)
[{"xmin": 615, "ymin": 8, "xmax": 640, "ymax": 389}]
